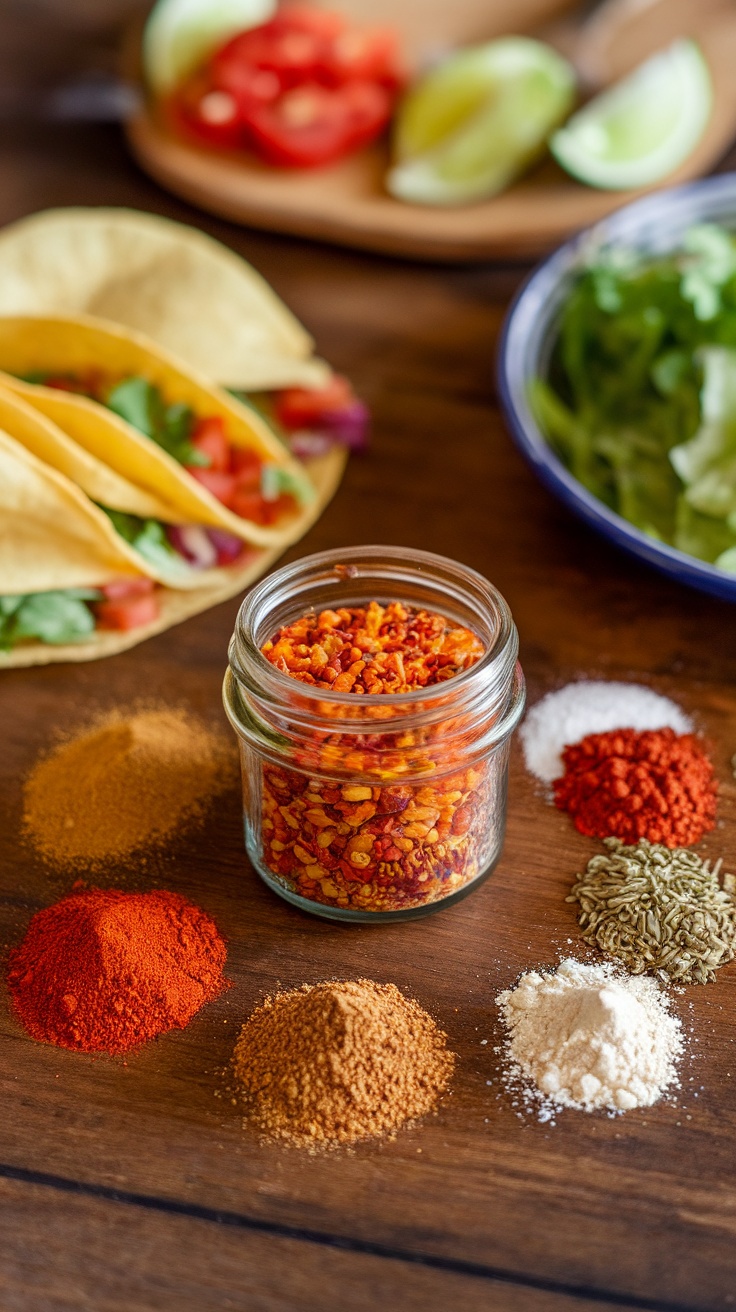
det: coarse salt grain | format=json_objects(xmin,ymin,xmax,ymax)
[
  {"xmin": 496, "ymin": 959, "xmax": 683, "ymax": 1117},
  {"xmin": 520, "ymin": 681, "xmax": 692, "ymax": 784}
]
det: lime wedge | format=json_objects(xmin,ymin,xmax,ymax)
[
  {"xmin": 143, "ymin": 0, "xmax": 276, "ymax": 96},
  {"xmin": 550, "ymin": 40, "xmax": 712, "ymax": 190},
  {"xmin": 387, "ymin": 38, "xmax": 576, "ymax": 206}
]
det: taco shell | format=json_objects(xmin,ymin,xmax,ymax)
[
  {"xmin": 0, "ymin": 314, "xmax": 315, "ymax": 549},
  {"xmin": 0, "ymin": 427, "xmax": 148, "ymax": 594},
  {"xmin": 0, "ymin": 208, "xmax": 330, "ymax": 390},
  {"xmin": 1, "ymin": 446, "xmax": 346, "ymax": 667},
  {"xmin": 0, "ymin": 382, "xmax": 179, "ymax": 522}
]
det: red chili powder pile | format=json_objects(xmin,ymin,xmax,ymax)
[
  {"xmin": 554, "ymin": 727, "xmax": 718, "ymax": 847},
  {"xmin": 7, "ymin": 889, "xmax": 228, "ymax": 1055},
  {"xmin": 22, "ymin": 706, "xmax": 237, "ymax": 868}
]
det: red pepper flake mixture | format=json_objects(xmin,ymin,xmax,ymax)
[
  {"xmin": 262, "ymin": 600, "xmax": 484, "ymax": 694},
  {"xmin": 554, "ymin": 727, "xmax": 718, "ymax": 848},
  {"xmin": 259, "ymin": 601, "xmax": 490, "ymax": 912}
]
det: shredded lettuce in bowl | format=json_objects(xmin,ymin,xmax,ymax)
[{"xmin": 531, "ymin": 223, "xmax": 736, "ymax": 573}]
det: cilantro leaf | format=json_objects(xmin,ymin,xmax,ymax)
[
  {"xmin": 105, "ymin": 378, "xmax": 208, "ymax": 467},
  {"xmin": 0, "ymin": 592, "xmax": 97, "ymax": 649},
  {"xmin": 98, "ymin": 507, "xmax": 190, "ymax": 576}
]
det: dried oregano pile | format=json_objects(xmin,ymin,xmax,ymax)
[{"xmin": 568, "ymin": 837, "xmax": 736, "ymax": 984}]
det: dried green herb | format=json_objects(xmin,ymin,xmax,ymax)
[{"xmin": 567, "ymin": 837, "xmax": 736, "ymax": 984}]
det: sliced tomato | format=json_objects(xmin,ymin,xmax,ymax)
[
  {"xmin": 262, "ymin": 492, "xmax": 297, "ymax": 523},
  {"xmin": 231, "ymin": 488, "xmax": 270, "ymax": 523},
  {"xmin": 99, "ymin": 578, "xmax": 156, "ymax": 601},
  {"xmin": 191, "ymin": 416, "xmax": 231, "ymax": 471},
  {"xmin": 95, "ymin": 594, "xmax": 160, "ymax": 631},
  {"xmin": 275, "ymin": 375, "xmax": 354, "ymax": 429},
  {"xmin": 231, "ymin": 446, "xmax": 263, "ymax": 479},
  {"xmin": 188, "ymin": 466, "xmax": 237, "ymax": 506},
  {"xmin": 212, "ymin": 9, "xmax": 347, "ymax": 95},
  {"xmin": 246, "ymin": 79, "xmax": 390, "ymax": 167},
  {"xmin": 326, "ymin": 27, "xmax": 403, "ymax": 89},
  {"xmin": 168, "ymin": 71, "xmax": 246, "ymax": 151}
]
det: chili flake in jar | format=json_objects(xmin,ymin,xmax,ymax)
[
  {"xmin": 259, "ymin": 603, "xmax": 489, "ymax": 912},
  {"xmin": 224, "ymin": 547, "xmax": 525, "ymax": 922},
  {"xmin": 262, "ymin": 601, "xmax": 485, "ymax": 694}
]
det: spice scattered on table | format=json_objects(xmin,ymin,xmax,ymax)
[
  {"xmin": 520, "ymin": 681, "xmax": 691, "ymax": 784},
  {"xmin": 259, "ymin": 601, "xmax": 492, "ymax": 912},
  {"xmin": 23, "ymin": 705, "xmax": 237, "ymax": 868},
  {"xmin": 233, "ymin": 978, "xmax": 455, "ymax": 1148},
  {"xmin": 568, "ymin": 837, "xmax": 736, "ymax": 983},
  {"xmin": 554, "ymin": 727, "xmax": 717, "ymax": 847},
  {"xmin": 496, "ymin": 958, "xmax": 683, "ymax": 1117},
  {"xmin": 8, "ymin": 888, "xmax": 228, "ymax": 1054}
]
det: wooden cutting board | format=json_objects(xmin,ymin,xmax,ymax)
[{"xmin": 125, "ymin": 0, "xmax": 736, "ymax": 260}]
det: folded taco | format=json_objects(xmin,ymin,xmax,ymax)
[
  {"xmin": 0, "ymin": 314, "xmax": 319, "ymax": 551},
  {"xmin": 0, "ymin": 207, "xmax": 329, "ymax": 391},
  {"xmin": 0, "ymin": 381, "xmax": 259, "ymax": 589},
  {"xmin": 0, "ymin": 423, "xmax": 346, "ymax": 665},
  {"xmin": 0, "ymin": 210, "xmax": 370, "ymax": 457}
]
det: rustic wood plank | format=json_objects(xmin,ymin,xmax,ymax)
[
  {"xmin": 0, "ymin": 1177, "xmax": 658, "ymax": 1312},
  {"xmin": 2, "ymin": 20, "xmax": 736, "ymax": 1310}
]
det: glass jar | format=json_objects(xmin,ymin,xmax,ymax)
[{"xmin": 223, "ymin": 545, "xmax": 525, "ymax": 923}]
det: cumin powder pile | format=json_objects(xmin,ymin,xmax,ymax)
[
  {"xmin": 23, "ymin": 706, "xmax": 237, "ymax": 868},
  {"xmin": 233, "ymin": 979, "xmax": 455, "ymax": 1148}
]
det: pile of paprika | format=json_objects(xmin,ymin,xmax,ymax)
[
  {"xmin": 554, "ymin": 727, "xmax": 717, "ymax": 847},
  {"xmin": 7, "ymin": 888, "xmax": 228, "ymax": 1055}
]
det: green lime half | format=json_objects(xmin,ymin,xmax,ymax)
[
  {"xmin": 550, "ymin": 40, "xmax": 712, "ymax": 190},
  {"xmin": 387, "ymin": 38, "xmax": 576, "ymax": 207},
  {"xmin": 143, "ymin": 0, "xmax": 276, "ymax": 96}
]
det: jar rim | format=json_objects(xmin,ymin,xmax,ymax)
[{"xmin": 229, "ymin": 544, "xmax": 518, "ymax": 716}]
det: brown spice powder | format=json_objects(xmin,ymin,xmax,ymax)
[
  {"xmin": 233, "ymin": 978, "xmax": 455, "ymax": 1148},
  {"xmin": 23, "ymin": 706, "xmax": 237, "ymax": 868}
]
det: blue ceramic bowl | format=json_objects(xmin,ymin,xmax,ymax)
[{"xmin": 497, "ymin": 172, "xmax": 736, "ymax": 602}]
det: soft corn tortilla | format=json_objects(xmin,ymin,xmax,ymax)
[
  {"xmin": 1, "ymin": 447, "xmax": 346, "ymax": 668},
  {"xmin": 0, "ymin": 314, "xmax": 314, "ymax": 550},
  {"xmin": 0, "ymin": 208, "xmax": 329, "ymax": 391}
]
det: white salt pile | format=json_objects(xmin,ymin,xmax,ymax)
[
  {"xmin": 496, "ymin": 959, "xmax": 683, "ymax": 1117},
  {"xmin": 520, "ymin": 681, "xmax": 692, "ymax": 783}
]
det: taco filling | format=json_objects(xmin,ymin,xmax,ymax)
[
  {"xmin": 0, "ymin": 580, "xmax": 162, "ymax": 649},
  {"xmin": 26, "ymin": 371, "xmax": 307, "ymax": 528}
]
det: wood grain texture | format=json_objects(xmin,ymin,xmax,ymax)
[{"xmin": 3, "ymin": 22, "xmax": 736, "ymax": 1310}]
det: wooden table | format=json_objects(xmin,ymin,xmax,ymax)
[{"xmin": 3, "ymin": 43, "xmax": 736, "ymax": 1312}]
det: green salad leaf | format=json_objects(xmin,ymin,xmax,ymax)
[
  {"xmin": 99, "ymin": 506, "xmax": 190, "ymax": 576},
  {"xmin": 260, "ymin": 462, "xmax": 313, "ymax": 507},
  {"xmin": 533, "ymin": 223, "xmax": 736, "ymax": 571},
  {"xmin": 106, "ymin": 378, "xmax": 209, "ymax": 468},
  {"xmin": 0, "ymin": 590, "xmax": 99, "ymax": 650}
]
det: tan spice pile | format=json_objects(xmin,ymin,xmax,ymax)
[
  {"xmin": 23, "ymin": 705, "xmax": 237, "ymax": 868},
  {"xmin": 233, "ymin": 979, "xmax": 455, "ymax": 1148}
]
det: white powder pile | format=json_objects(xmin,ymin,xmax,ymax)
[
  {"xmin": 520, "ymin": 681, "xmax": 692, "ymax": 783},
  {"xmin": 496, "ymin": 959, "xmax": 683, "ymax": 1116}
]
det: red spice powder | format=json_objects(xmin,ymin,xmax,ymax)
[
  {"xmin": 7, "ymin": 889, "xmax": 228, "ymax": 1055},
  {"xmin": 553, "ymin": 727, "xmax": 718, "ymax": 847}
]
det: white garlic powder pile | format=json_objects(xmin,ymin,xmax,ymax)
[
  {"xmin": 496, "ymin": 959, "xmax": 683, "ymax": 1116},
  {"xmin": 520, "ymin": 681, "xmax": 692, "ymax": 784}
]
